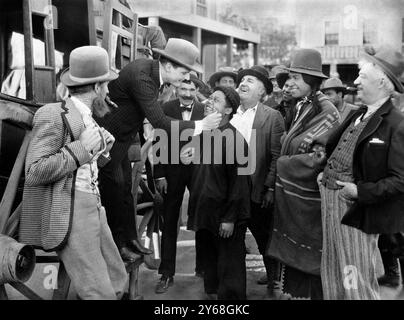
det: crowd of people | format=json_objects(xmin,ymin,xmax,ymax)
[{"xmin": 18, "ymin": 29, "xmax": 404, "ymax": 300}]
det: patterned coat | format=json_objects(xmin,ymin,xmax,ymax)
[{"xmin": 19, "ymin": 99, "xmax": 101, "ymax": 251}]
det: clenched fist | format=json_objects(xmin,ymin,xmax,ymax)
[{"xmin": 79, "ymin": 126, "xmax": 101, "ymax": 155}]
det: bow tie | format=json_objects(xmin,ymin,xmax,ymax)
[
  {"xmin": 357, "ymin": 104, "xmax": 368, "ymax": 121},
  {"xmin": 180, "ymin": 105, "xmax": 193, "ymax": 112}
]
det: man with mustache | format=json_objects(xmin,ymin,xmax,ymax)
[{"xmin": 153, "ymin": 75, "xmax": 206, "ymax": 293}]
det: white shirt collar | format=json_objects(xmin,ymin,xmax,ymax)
[
  {"xmin": 364, "ymin": 96, "xmax": 390, "ymax": 118},
  {"xmin": 237, "ymin": 102, "xmax": 259, "ymax": 115},
  {"xmin": 70, "ymin": 96, "xmax": 92, "ymax": 117}
]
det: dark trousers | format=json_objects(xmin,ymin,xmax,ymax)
[
  {"xmin": 99, "ymin": 140, "xmax": 138, "ymax": 249},
  {"xmin": 200, "ymin": 226, "xmax": 247, "ymax": 300},
  {"xmin": 158, "ymin": 167, "xmax": 193, "ymax": 277},
  {"xmin": 249, "ymin": 201, "xmax": 274, "ymax": 276}
]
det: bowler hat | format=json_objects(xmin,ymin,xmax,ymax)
[
  {"xmin": 208, "ymin": 67, "xmax": 238, "ymax": 88},
  {"xmin": 237, "ymin": 65, "xmax": 273, "ymax": 94},
  {"xmin": 60, "ymin": 46, "xmax": 118, "ymax": 87},
  {"xmin": 152, "ymin": 38, "xmax": 203, "ymax": 74},
  {"xmin": 189, "ymin": 71, "xmax": 206, "ymax": 89},
  {"xmin": 362, "ymin": 47, "xmax": 404, "ymax": 93},
  {"xmin": 320, "ymin": 77, "xmax": 347, "ymax": 93},
  {"xmin": 287, "ymin": 48, "xmax": 328, "ymax": 79}
]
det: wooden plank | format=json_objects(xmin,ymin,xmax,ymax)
[
  {"xmin": 0, "ymin": 132, "xmax": 31, "ymax": 233},
  {"xmin": 4, "ymin": 202, "xmax": 22, "ymax": 238},
  {"xmin": 0, "ymin": 284, "xmax": 8, "ymax": 300},
  {"xmin": 9, "ymin": 282, "xmax": 43, "ymax": 300},
  {"xmin": 87, "ymin": 0, "xmax": 97, "ymax": 45},
  {"xmin": 23, "ymin": 0, "xmax": 34, "ymax": 101}
]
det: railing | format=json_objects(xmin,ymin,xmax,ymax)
[{"xmin": 316, "ymin": 45, "xmax": 363, "ymax": 61}]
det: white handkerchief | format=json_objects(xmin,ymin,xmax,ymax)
[{"xmin": 369, "ymin": 138, "xmax": 384, "ymax": 144}]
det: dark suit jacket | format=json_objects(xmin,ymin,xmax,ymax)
[
  {"xmin": 250, "ymin": 103, "xmax": 285, "ymax": 203},
  {"xmin": 325, "ymin": 99, "xmax": 404, "ymax": 234},
  {"xmin": 154, "ymin": 98, "xmax": 205, "ymax": 179},
  {"xmin": 95, "ymin": 59, "xmax": 195, "ymax": 142}
]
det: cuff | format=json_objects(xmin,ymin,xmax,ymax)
[{"xmin": 194, "ymin": 120, "xmax": 203, "ymax": 136}]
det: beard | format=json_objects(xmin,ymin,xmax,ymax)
[{"xmin": 92, "ymin": 95, "xmax": 113, "ymax": 118}]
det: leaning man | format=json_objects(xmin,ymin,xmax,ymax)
[
  {"xmin": 318, "ymin": 47, "xmax": 404, "ymax": 299},
  {"xmin": 19, "ymin": 46, "xmax": 128, "ymax": 299}
]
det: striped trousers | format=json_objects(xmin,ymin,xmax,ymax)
[{"xmin": 320, "ymin": 185, "xmax": 380, "ymax": 300}]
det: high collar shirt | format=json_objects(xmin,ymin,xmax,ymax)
[{"xmin": 230, "ymin": 103, "xmax": 258, "ymax": 145}]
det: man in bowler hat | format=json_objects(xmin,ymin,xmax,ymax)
[{"xmin": 95, "ymin": 38, "xmax": 222, "ymax": 262}]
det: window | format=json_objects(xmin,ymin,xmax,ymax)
[
  {"xmin": 196, "ymin": 0, "xmax": 207, "ymax": 17},
  {"xmin": 325, "ymin": 21, "xmax": 339, "ymax": 45},
  {"xmin": 363, "ymin": 19, "xmax": 376, "ymax": 45}
]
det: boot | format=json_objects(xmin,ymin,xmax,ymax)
[
  {"xmin": 266, "ymin": 257, "xmax": 281, "ymax": 299},
  {"xmin": 378, "ymin": 251, "xmax": 400, "ymax": 288}
]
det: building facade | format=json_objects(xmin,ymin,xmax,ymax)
[
  {"xmin": 126, "ymin": 0, "xmax": 260, "ymax": 80},
  {"xmin": 295, "ymin": 0, "xmax": 404, "ymax": 85}
]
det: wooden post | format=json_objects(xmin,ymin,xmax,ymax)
[
  {"xmin": 226, "ymin": 36, "xmax": 233, "ymax": 66},
  {"xmin": 23, "ymin": 0, "xmax": 34, "ymax": 101}
]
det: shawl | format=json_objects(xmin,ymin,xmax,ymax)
[{"xmin": 267, "ymin": 92, "xmax": 340, "ymax": 275}]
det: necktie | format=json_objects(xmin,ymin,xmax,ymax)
[
  {"xmin": 180, "ymin": 105, "xmax": 192, "ymax": 112},
  {"xmin": 354, "ymin": 105, "xmax": 368, "ymax": 125}
]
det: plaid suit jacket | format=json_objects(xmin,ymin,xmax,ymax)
[
  {"xmin": 20, "ymin": 99, "xmax": 94, "ymax": 251},
  {"xmin": 96, "ymin": 59, "xmax": 195, "ymax": 142}
]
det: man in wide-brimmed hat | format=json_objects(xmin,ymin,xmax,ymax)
[
  {"xmin": 19, "ymin": 46, "xmax": 128, "ymax": 299},
  {"xmin": 319, "ymin": 46, "xmax": 404, "ymax": 299},
  {"xmin": 208, "ymin": 66, "xmax": 238, "ymax": 89},
  {"xmin": 95, "ymin": 38, "xmax": 222, "ymax": 266},
  {"xmin": 321, "ymin": 77, "xmax": 359, "ymax": 121},
  {"xmin": 231, "ymin": 65, "xmax": 285, "ymax": 293}
]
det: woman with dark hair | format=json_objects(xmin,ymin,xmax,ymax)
[{"xmin": 266, "ymin": 49, "xmax": 340, "ymax": 299}]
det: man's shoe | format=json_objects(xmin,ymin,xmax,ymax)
[
  {"xmin": 378, "ymin": 274, "xmax": 400, "ymax": 288},
  {"xmin": 129, "ymin": 239, "xmax": 153, "ymax": 255},
  {"xmin": 257, "ymin": 275, "xmax": 268, "ymax": 285},
  {"xmin": 155, "ymin": 276, "xmax": 174, "ymax": 294},
  {"xmin": 120, "ymin": 246, "xmax": 142, "ymax": 262}
]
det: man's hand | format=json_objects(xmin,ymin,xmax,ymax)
[
  {"xmin": 261, "ymin": 190, "xmax": 274, "ymax": 208},
  {"xmin": 180, "ymin": 147, "xmax": 195, "ymax": 165},
  {"xmin": 336, "ymin": 181, "xmax": 358, "ymax": 200},
  {"xmin": 79, "ymin": 126, "xmax": 101, "ymax": 155},
  {"xmin": 219, "ymin": 222, "xmax": 234, "ymax": 238},
  {"xmin": 201, "ymin": 111, "xmax": 222, "ymax": 130},
  {"xmin": 100, "ymin": 127, "xmax": 115, "ymax": 153},
  {"xmin": 155, "ymin": 178, "xmax": 168, "ymax": 194}
]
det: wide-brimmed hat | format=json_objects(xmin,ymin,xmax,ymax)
[
  {"xmin": 208, "ymin": 67, "xmax": 238, "ymax": 88},
  {"xmin": 287, "ymin": 48, "xmax": 328, "ymax": 79},
  {"xmin": 320, "ymin": 77, "xmax": 347, "ymax": 93},
  {"xmin": 237, "ymin": 65, "xmax": 273, "ymax": 94},
  {"xmin": 276, "ymin": 71, "xmax": 290, "ymax": 89},
  {"xmin": 60, "ymin": 46, "xmax": 118, "ymax": 87},
  {"xmin": 152, "ymin": 38, "xmax": 203, "ymax": 74},
  {"xmin": 362, "ymin": 47, "xmax": 404, "ymax": 93}
]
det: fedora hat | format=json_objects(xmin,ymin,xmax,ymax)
[
  {"xmin": 320, "ymin": 77, "xmax": 347, "ymax": 93},
  {"xmin": 60, "ymin": 46, "xmax": 118, "ymax": 87},
  {"xmin": 152, "ymin": 38, "xmax": 203, "ymax": 74},
  {"xmin": 362, "ymin": 47, "xmax": 404, "ymax": 93},
  {"xmin": 237, "ymin": 65, "xmax": 273, "ymax": 94},
  {"xmin": 208, "ymin": 67, "xmax": 238, "ymax": 88},
  {"xmin": 287, "ymin": 48, "xmax": 328, "ymax": 79}
]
